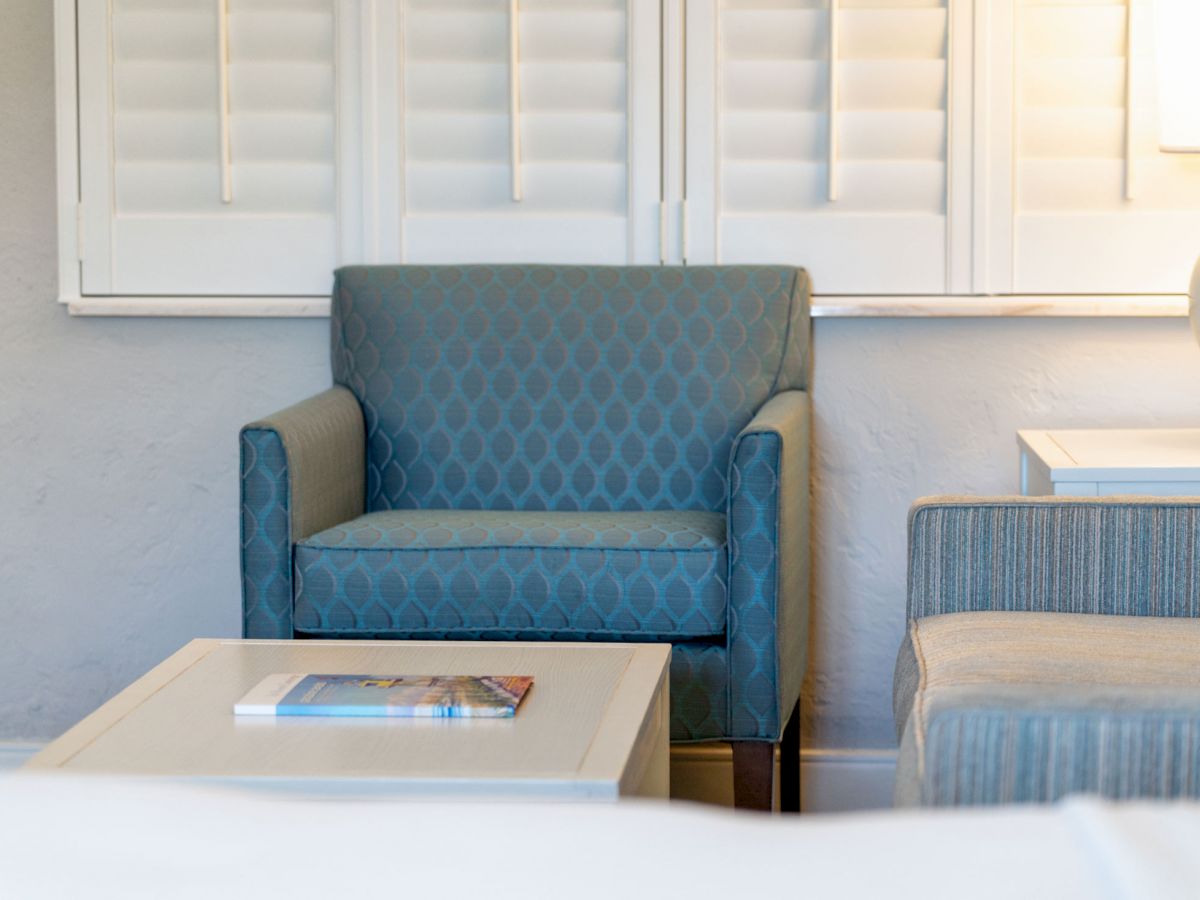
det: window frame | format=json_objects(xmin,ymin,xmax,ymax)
[{"xmin": 53, "ymin": 0, "xmax": 1193, "ymax": 319}]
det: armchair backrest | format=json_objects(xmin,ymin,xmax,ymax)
[
  {"xmin": 332, "ymin": 264, "xmax": 809, "ymax": 512},
  {"xmin": 908, "ymin": 496, "xmax": 1200, "ymax": 620}
]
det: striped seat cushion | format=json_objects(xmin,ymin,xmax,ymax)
[{"xmin": 894, "ymin": 611, "xmax": 1200, "ymax": 806}]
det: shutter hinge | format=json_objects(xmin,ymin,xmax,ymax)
[
  {"xmin": 681, "ymin": 198, "xmax": 688, "ymax": 266},
  {"xmin": 659, "ymin": 199, "xmax": 667, "ymax": 265},
  {"xmin": 76, "ymin": 204, "xmax": 85, "ymax": 261}
]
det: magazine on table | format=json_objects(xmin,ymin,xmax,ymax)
[{"xmin": 234, "ymin": 673, "xmax": 534, "ymax": 718}]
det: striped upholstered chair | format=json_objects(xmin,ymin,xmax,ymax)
[
  {"xmin": 240, "ymin": 264, "xmax": 811, "ymax": 809},
  {"xmin": 894, "ymin": 496, "xmax": 1200, "ymax": 806}
]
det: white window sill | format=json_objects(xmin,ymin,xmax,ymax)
[
  {"xmin": 812, "ymin": 295, "xmax": 1189, "ymax": 317},
  {"xmin": 63, "ymin": 294, "xmax": 1190, "ymax": 319},
  {"xmin": 66, "ymin": 296, "xmax": 332, "ymax": 317}
]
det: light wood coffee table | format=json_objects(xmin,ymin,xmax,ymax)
[{"xmin": 27, "ymin": 639, "xmax": 670, "ymax": 801}]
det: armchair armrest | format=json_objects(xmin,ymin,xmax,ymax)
[
  {"xmin": 240, "ymin": 387, "xmax": 365, "ymax": 638},
  {"xmin": 726, "ymin": 390, "xmax": 811, "ymax": 740},
  {"xmin": 907, "ymin": 496, "xmax": 1200, "ymax": 620}
]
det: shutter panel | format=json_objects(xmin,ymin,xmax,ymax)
[
  {"xmin": 686, "ymin": 0, "xmax": 950, "ymax": 293},
  {"xmin": 79, "ymin": 0, "xmax": 353, "ymax": 296},
  {"xmin": 399, "ymin": 0, "xmax": 659, "ymax": 264},
  {"xmin": 1012, "ymin": 0, "xmax": 1200, "ymax": 293}
]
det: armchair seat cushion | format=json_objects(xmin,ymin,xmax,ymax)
[
  {"xmin": 895, "ymin": 611, "xmax": 1200, "ymax": 806},
  {"xmin": 293, "ymin": 509, "xmax": 728, "ymax": 640}
]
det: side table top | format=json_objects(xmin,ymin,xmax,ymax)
[
  {"xmin": 26, "ymin": 639, "xmax": 670, "ymax": 800},
  {"xmin": 1017, "ymin": 428, "xmax": 1200, "ymax": 483}
]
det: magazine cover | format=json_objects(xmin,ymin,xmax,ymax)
[{"xmin": 234, "ymin": 674, "xmax": 534, "ymax": 718}]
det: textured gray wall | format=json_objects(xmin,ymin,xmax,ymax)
[
  {"xmin": 807, "ymin": 318, "xmax": 1200, "ymax": 747},
  {"xmin": 2, "ymin": 0, "xmax": 1198, "ymax": 747},
  {"xmin": 0, "ymin": 0, "xmax": 329, "ymax": 736}
]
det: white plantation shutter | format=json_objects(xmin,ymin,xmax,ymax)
[
  {"xmin": 61, "ymin": 0, "xmax": 1200, "ymax": 308},
  {"xmin": 397, "ymin": 0, "xmax": 660, "ymax": 264},
  {"xmin": 685, "ymin": 0, "xmax": 951, "ymax": 293},
  {"xmin": 1010, "ymin": 0, "xmax": 1200, "ymax": 293},
  {"xmin": 78, "ymin": 0, "xmax": 355, "ymax": 296}
]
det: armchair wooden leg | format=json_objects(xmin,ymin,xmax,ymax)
[
  {"xmin": 780, "ymin": 699, "xmax": 801, "ymax": 813},
  {"xmin": 731, "ymin": 702, "xmax": 801, "ymax": 813},
  {"xmin": 732, "ymin": 742, "xmax": 774, "ymax": 811}
]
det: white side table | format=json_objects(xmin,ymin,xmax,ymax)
[{"xmin": 1018, "ymin": 428, "xmax": 1200, "ymax": 497}]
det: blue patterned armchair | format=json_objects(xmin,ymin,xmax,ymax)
[{"xmin": 241, "ymin": 265, "xmax": 811, "ymax": 809}]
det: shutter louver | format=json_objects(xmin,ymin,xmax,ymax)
[
  {"xmin": 689, "ymin": 0, "xmax": 949, "ymax": 293},
  {"xmin": 81, "ymin": 0, "xmax": 344, "ymax": 296},
  {"xmin": 1013, "ymin": 0, "xmax": 1200, "ymax": 293},
  {"xmin": 400, "ymin": 0, "xmax": 659, "ymax": 264}
]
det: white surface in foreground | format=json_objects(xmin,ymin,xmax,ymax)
[{"xmin": 3, "ymin": 776, "xmax": 1199, "ymax": 899}]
